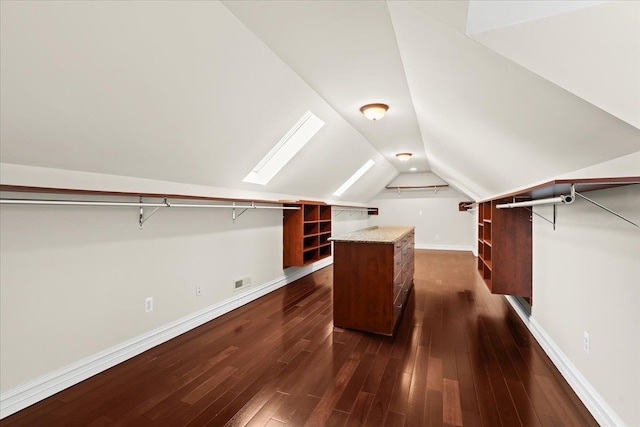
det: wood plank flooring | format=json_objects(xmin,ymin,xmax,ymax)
[{"xmin": 1, "ymin": 250, "xmax": 598, "ymax": 426}]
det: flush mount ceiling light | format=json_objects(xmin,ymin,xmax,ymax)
[
  {"xmin": 410, "ymin": 167, "xmax": 417, "ymax": 171},
  {"xmin": 396, "ymin": 152, "xmax": 412, "ymax": 161},
  {"xmin": 359, "ymin": 103, "xmax": 389, "ymax": 121}
]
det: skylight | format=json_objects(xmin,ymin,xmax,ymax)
[
  {"xmin": 243, "ymin": 111, "xmax": 325, "ymax": 185},
  {"xmin": 333, "ymin": 159, "xmax": 376, "ymax": 197}
]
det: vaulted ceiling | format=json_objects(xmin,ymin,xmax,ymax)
[{"xmin": 1, "ymin": 1, "xmax": 638, "ymax": 203}]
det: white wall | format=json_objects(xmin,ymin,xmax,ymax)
[
  {"xmin": 0, "ymin": 195, "xmax": 284, "ymax": 392},
  {"xmin": 0, "ymin": 167, "xmax": 372, "ymax": 415},
  {"xmin": 532, "ymin": 184, "xmax": 640, "ymax": 426},
  {"xmin": 331, "ymin": 207, "xmax": 371, "ymax": 237},
  {"xmin": 368, "ymin": 187, "xmax": 475, "ymax": 251}
]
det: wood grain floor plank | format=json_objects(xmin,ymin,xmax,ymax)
[
  {"xmin": 344, "ymin": 392, "xmax": 374, "ymax": 427},
  {"xmin": 442, "ymin": 378, "xmax": 463, "ymax": 426},
  {"xmin": 325, "ymin": 410, "xmax": 349, "ymax": 427},
  {"xmin": 363, "ymin": 357, "xmax": 403, "ymax": 426},
  {"xmin": 334, "ymin": 352, "xmax": 375, "ymax": 413},
  {"xmin": 405, "ymin": 345, "xmax": 428, "ymax": 426},
  {"xmin": 382, "ymin": 410, "xmax": 405, "ymax": 427},
  {"xmin": 305, "ymin": 358, "xmax": 359, "ymax": 427},
  {"xmin": 425, "ymin": 389, "xmax": 444, "ymax": 427},
  {"xmin": 426, "ymin": 357, "xmax": 443, "ymax": 392}
]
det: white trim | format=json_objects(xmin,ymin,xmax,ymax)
[
  {"xmin": 505, "ymin": 295, "xmax": 627, "ymax": 427},
  {"xmin": 415, "ymin": 243, "xmax": 474, "ymax": 252},
  {"xmin": 0, "ymin": 257, "xmax": 333, "ymax": 419}
]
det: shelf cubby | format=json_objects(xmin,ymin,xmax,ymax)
[
  {"xmin": 319, "ymin": 221, "xmax": 331, "ymax": 233},
  {"xmin": 304, "ymin": 235, "xmax": 319, "ymax": 249},
  {"xmin": 483, "ymin": 221, "xmax": 492, "ymax": 243},
  {"xmin": 304, "ymin": 204, "xmax": 319, "ymax": 221},
  {"xmin": 303, "ymin": 249, "xmax": 318, "ymax": 264},
  {"xmin": 283, "ymin": 202, "xmax": 332, "ymax": 267},
  {"xmin": 304, "ymin": 222, "xmax": 319, "ymax": 235},
  {"xmin": 319, "ymin": 245, "xmax": 331, "ymax": 257},
  {"xmin": 320, "ymin": 205, "xmax": 331, "ymax": 220}
]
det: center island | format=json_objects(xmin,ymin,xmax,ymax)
[{"xmin": 329, "ymin": 226, "xmax": 415, "ymax": 336}]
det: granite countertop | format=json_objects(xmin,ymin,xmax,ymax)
[{"xmin": 329, "ymin": 226, "xmax": 414, "ymax": 244}]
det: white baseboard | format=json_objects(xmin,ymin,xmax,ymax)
[
  {"xmin": 505, "ymin": 296, "xmax": 627, "ymax": 427},
  {"xmin": 415, "ymin": 243, "xmax": 473, "ymax": 252},
  {"xmin": 0, "ymin": 257, "xmax": 333, "ymax": 419}
]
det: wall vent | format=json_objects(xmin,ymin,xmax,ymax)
[{"xmin": 233, "ymin": 275, "xmax": 252, "ymax": 292}]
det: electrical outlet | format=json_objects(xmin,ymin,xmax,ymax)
[
  {"xmin": 145, "ymin": 297, "xmax": 153, "ymax": 313},
  {"xmin": 195, "ymin": 284, "xmax": 202, "ymax": 296},
  {"xmin": 583, "ymin": 331, "xmax": 590, "ymax": 354}
]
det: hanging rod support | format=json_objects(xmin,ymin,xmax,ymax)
[
  {"xmin": 574, "ymin": 191, "xmax": 638, "ymax": 228},
  {"xmin": 525, "ymin": 204, "xmax": 557, "ymax": 230},
  {"xmin": 232, "ymin": 201, "xmax": 252, "ymax": 223},
  {"xmin": 333, "ymin": 208, "xmax": 376, "ymax": 216},
  {"xmin": 139, "ymin": 197, "xmax": 168, "ymax": 229},
  {"xmin": 496, "ymin": 186, "xmax": 575, "ymax": 209}
]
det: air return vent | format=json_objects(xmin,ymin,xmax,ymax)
[{"xmin": 233, "ymin": 275, "xmax": 252, "ymax": 292}]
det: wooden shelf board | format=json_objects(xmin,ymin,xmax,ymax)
[
  {"xmin": 385, "ymin": 184, "xmax": 448, "ymax": 190},
  {"xmin": 479, "ymin": 177, "xmax": 640, "ymax": 203},
  {"xmin": 0, "ymin": 184, "xmax": 286, "ymax": 205},
  {"xmin": 303, "ymin": 243, "xmax": 331, "ymax": 251}
]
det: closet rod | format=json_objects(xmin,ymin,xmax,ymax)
[
  {"xmin": 0, "ymin": 199, "xmax": 299, "ymax": 210},
  {"xmin": 495, "ymin": 194, "xmax": 574, "ymax": 209}
]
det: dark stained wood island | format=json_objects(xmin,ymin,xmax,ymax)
[{"xmin": 330, "ymin": 226, "xmax": 415, "ymax": 336}]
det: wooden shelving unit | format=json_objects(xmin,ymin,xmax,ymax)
[
  {"xmin": 477, "ymin": 199, "xmax": 531, "ymax": 298},
  {"xmin": 283, "ymin": 202, "xmax": 332, "ymax": 268},
  {"xmin": 475, "ymin": 176, "xmax": 640, "ymax": 301}
]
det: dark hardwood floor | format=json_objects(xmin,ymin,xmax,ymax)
[{"xmin": 1, "ymin": 250, "xmax": 597, "ymax": 426}]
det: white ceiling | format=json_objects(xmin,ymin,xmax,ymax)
[
  {"xmin": 388, "ymin": 1, "xmax": 640, "ymax": 199},
  {"xmin": 1, "ymin": 0, "xmax": 638, "ymax": 203},
  {"xmin": 222, "ymin": 0, "xmax": 428, "ymax": 174},
  {"xmin": 468, "ymin": 1, "xmax": 640, "ymax": 130}
]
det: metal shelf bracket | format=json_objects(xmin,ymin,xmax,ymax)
[
  {"xmin": 333, "ymin": 207, "xmax": 376, "ymax": 217},
  {"xmin": 526, "ymin": 204, "xmax": 557, "ymax": 230},
  {"xmin": 139, "ymin": 197, "xmax": 168, "ymax": 229},
  {"xmin": 574, "ymin": 190, "xmax": 638, "ymax": 228},
  {"xmin": 232, "ymin": 201, "xmax": 254, "ymax": 223}
]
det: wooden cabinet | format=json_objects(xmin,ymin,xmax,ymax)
[
  {"xmin": 477, "ymin": 200, "xmax": 532, "ymax": 298},
  {"xmin": 332, "ymin": 226, "xmax": 415, "ymax": 336},
  {"xmin": 283, "ymin": 202, "xmax": 332, "ymax": 268}
]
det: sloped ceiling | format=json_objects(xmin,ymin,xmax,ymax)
[
  {"xmin": 1, "ymin": 1, "xmax": 638, "ymax": 204},
  {"xmin": 388, "ymin": 1, "xmax": 640, "ymax": 200},
  {"xmin": 0, "ymin": 1, "xmax": 396, "ymax": 203},
  {"xmin": 468, "ymin": 1, "xmax": 640, "ymax": 129},
  {"xmin": 221, "ymin": 0, "xmax": 428, "ymax": 175}
]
